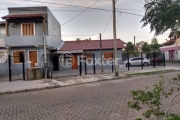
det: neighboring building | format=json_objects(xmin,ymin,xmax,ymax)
[
  {"xmin": 160, "ymin": 35, "xmax": 180, "ymax": 61},
  {"xmin": 0, "ymin": 21, "xmax": 8, "ymax": 63},
  {"xmin": 136, "ymin": 41, "xmax": 146, "ymax": 52},
  {"xmin": 0, "ymin": 21, "xmax": 6, "ymax": 47},
  {"xmin": 51, "ymin": 39, "xmax": 126, "ymax": 71},
  {"xmin": 2, "ymin": 6, "xmax": 61, "ymax": 67}
]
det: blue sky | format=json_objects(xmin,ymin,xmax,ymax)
[{"xmin": 0, "ymin": 0, "xmax": 170, "ymax": 44}]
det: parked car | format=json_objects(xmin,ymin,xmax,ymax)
[
  {"xmin": 123, "ymin": 57, "xmax": 150, "ymax": 67},
  {"xmin": 150, "ymin": 54, "xmax": 163, "ymax": 64}
]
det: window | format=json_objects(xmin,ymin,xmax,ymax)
[
  {"xmin": 13, "ymin": 51, "xmax": 25, "ymax": 63},
  {"xmin": 22, "ymin": 23, "xmax": 35, "ymax": 36},
  {"xmin": 104, "ymin": 52, "xmax": 113, "ymax": 60}
]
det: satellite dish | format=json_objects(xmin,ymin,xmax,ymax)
[{"xmin": 10, "ymin": 22, "xmax": 16, "ymax": 27}]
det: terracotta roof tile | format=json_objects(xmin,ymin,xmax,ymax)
[
  {"xmin": 60, "ymin": 39, "xmax": 126, "ymax": 51},
  {"xmin": 2, "ymin": 14, "xmax": 46, "ymax": 19},
  {"xmin": 162, "ymin": 39, "xmax": 175, "ymax": 46}
]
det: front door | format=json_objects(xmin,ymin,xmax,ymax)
[
  {"xmin": 29, "ymin": 51, "xmax": 37, "ymax": 68},
  {"xmin": 52, "ymin": 56, "xmax": 59, "ymax": 71},
  {"xmin": 169, "ymin": 51, "xmax": 175, "ymax": 60},
  {"xmin": 72, "ymin": 54, "xmax": 78, "ymax": 70}
]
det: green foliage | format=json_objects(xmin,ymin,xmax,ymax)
[
  {"xmin": 141, "ymin": 0, "xmax": 180, "ymax": 36},
  {"xmin": 127, "ymin": 74, "xmax": 180, "ymax": 119},
  {"xmin": 141, "ymin": 37, "xmax": 160, "ymax": 54},
  {"xmin": 125, "ymin": 42, "xmax": 135, "ymax": 54},
  {"xmin": 142, "ymin": 42, "xmax": 151, "ymax": 54},
  {"xmin": 167, "ymin": 114, "xmax": 180, "ymax": 120}
]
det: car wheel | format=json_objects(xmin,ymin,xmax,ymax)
[
  {"xmin": 126, "ymin": 63, "xmax": 131, "ymax": 67},
  {"xmin": 144, "ymin": 62, "xmax": 148, "ymax": 66}
]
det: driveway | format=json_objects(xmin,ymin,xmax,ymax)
[{"xmin": 0, "ymin": 72, "xmax": 180, "ymax": 120}]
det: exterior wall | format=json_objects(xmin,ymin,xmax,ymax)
[
  {"xmin": 176, "ymin": 37, "xmax": 180, "ymax": 45},
  {"xmin": 164, "ymin": 51, "xmax": 169, "ymax": 60},
  {"xmin": 6, "ymin": 22, "xmax": 44, "ymax": 47},
  {"xmin": 6, "ymin": 7, "xmax": 61, "ymax": 49},
  {"xmin": 46, "ymin": 8, "xmax": 61, "ymax": 48},
  {"xmin": 81, "ymin": 49, "xmax": 123, "ymax": 71},
  {"xmin": 9, "ymin": 22, "xmax": 43, "ymax": 36},
  {"xmin": 51, "ymin": 49, "xmax": 122, "ymax": 71},
  {"xmin": 8, "ymin": 7, "xmax": 47, "ymax": 15},
  {"xmin": 0, "ymin": 25, "xmax": 5, "ymax": 47},
  {"xmin": 0, "ymin": 47, "xmax": 50, "ymax": 76}
]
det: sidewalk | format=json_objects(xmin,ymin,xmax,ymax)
[{"xmin": 0, "ymin": 66, "xmax": 179, "ymax": 95}]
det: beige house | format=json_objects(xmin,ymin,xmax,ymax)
[
  {"xmin": 160, "ymin": 34, "xmax": 180, "ymax": 61},
  {"xmin": 136, "ymin": 41, "xmax": 146, "ymax": 52}
]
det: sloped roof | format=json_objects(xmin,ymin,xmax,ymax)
[
  {"xmin": 2, "ymin": 13, "xmax": 46, "ymax": 19},
  {"xmin": 59, "ymin": 39, "xmax": 126, "ymax": 51},
  {"xmin": 162, "ymin": 39, "xmax": 175, "ymax": 46}
]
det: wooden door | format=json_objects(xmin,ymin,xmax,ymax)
[
  {"xmin": 72, "ymin": 54, "xmax": 78, "ymax": 70},
  {"xmin": 29, "ymin": 51, "xmax": 37, "ymax": 68}
]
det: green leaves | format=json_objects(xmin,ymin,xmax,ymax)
[
  {"xmin": 127, "ymin": 74, "xmax": 180, "ymax": 120},
  {"xmin": 141, "ymin": 0, "xmax": 180, "ymax": 36}
]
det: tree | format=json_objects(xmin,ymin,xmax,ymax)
[
  {"xmin": 127, "ymin": 74, "xmax": 180, "ymax": 120},
  {"xmin": 142, "ymin": 42, "xmax": 151, "ymax": 54},
  {"xmin": 125, "ymin": 42, "xmax": 134, "ymax": 53},
  {"xmin": 151, "ymin": 37, "xmax": 160, "ymax": 52},
  {"xmin": 141, "ymin": 0, "xmax": 180, "ymax": 37}
]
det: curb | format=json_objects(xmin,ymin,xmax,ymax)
[{"xmin": 0, "ymin": 70, "xmax": 178, "ymax": 96}]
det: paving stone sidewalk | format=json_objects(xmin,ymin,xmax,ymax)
[{"xmin": 0, "ymin": 66, "xmax": 179, "ymax": 95}]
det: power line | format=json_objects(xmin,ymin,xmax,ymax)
[
  {"xmin": 102, "ymin": 13, "xmax": 113, "ymax": 35},
  {"xmin": 61, "ymin": 0, "xmax": 100, "ymax": 26},
  {"xmin": 48, "ymin": 0, "xmax": 100, "ymax": 34},
  {"xmin": 24, "ymin": 0, "xmax": 111, "ymax": 12},
  {"xmin": 117, "ymin": 11, "xmax": 143, "ymax": 17}
]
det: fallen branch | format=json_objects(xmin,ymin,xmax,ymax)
[{"xmin": 164, "ymin": 91, "xmax": 180, "ymax": 120}]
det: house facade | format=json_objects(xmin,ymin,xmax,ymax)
[
  {"xmin": 51, "ymin": 39, "xmax": 126, "ymax": 72},
  {"xmin": 2, "ymin": 6, "xmax": 61, "ymax": 68},
  {"xmin": 160, "ymin": 38, "xmax": 180, "ymax": 61}
]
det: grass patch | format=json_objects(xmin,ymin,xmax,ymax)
[
  {"xmin": 126, "ymin": 69, "xmax": 177, "ymax": 77},
  {"xmin": 166, "ymin": 60, "xmax": 180, "ymax": 63}
]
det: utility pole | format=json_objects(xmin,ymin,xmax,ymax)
[
  {"xmin": 176, "ymin": 39, "xmax": 178, "ymax": 61},
  {"xmin": 43, "ymin": 33, "xmax": 47, "ymax": 79},
  {"xmin": 100, "ymin": 33, "xmax": 103, "ymax": 72},
  {"xmin": 134, "ymin": 36, "xmax": 136, "ymax": 51},
  {"xmin": 112, "ymin": 0, "xmax": 119, "ymax": 76}
]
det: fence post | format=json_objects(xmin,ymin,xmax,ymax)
[
  {"xmin": 79, "ymin": 54, "xmax": 82, "ymax": 76},
  {"xmin": 163, "ymin": 52, "xmax": 166, "ymax": 67},
  {"xmin": 127, "ymin": 51, "xmax": 130, "ymax": 71},
  {"xmin": 8, "ymin": 55, "xmax": 11, "ymax": 82},
  {"xmin": 85, "ymin": 55, "xmax": 87, "ymax": 75},
  {"xmin": 153, "ymin": 52, "xmax": 155, "ymax": 68},
  {"xmin": 21, "ymin": 54, "xmax": 25, "ymax": 81},
  {"xmin": 141, "ymin": 52, "xmax": 143, "ymax": 69},
  {"xmin": 93, "ymin": 53, "xmax": 96, "ymax": 74},
  {"xmin": 112, "ymin": 53, "xmax": 114, "ymax": 72}
]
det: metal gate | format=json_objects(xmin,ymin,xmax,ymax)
[{"xmin": 8, "ymin": 54, "xmax": 25, "ymax": 82}]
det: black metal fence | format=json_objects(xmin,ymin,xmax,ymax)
[
  {"xmin": 0, "ymin": 54, "xmax": 26, "ymax": 82},
  {"xmin": 123, "ymin": 52, "xmax": 165, "ymax": 71},
  {"xmin": 48, "ymin": 53, "xmax": 115, "ymax": 78}
]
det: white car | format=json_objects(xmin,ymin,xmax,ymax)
[{"xmin": 123, "ymin": 57, "xmax": 150, "ymax": 67}]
